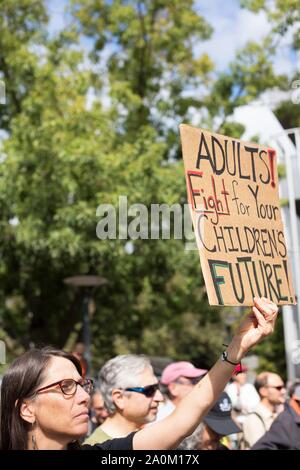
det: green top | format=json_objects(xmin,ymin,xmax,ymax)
[{"xmin": 84, "ymin": 427, "xmax": 112, "ymax": 446}]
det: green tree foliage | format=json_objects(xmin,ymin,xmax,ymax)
[
  {"xmin": 275, "ymin": 101, "xmax": 300, "ymax": 129},
  {"xmin": 0, "ymin": 0, "xmax": 48, "ymax": 130},
  {"xmin": 204, "ymin": 0, "xmax": 297, "ymax": 135},
  {"xmin": 254, "ymin": 311, "xmax": 287, "ymax": 380},
  {"xmin": 71, "ymin": 0, "xmax": 216, "ymax": 159},
  {"xmin": 205, "ymin": 36, "xmax": 286, "ymax": 138},
  {"xmin": 0, "ymin": 36, "xmax": 221, "ymax": 369},
  {"xmin": 241, "ymin": 0, "xmax": 300, "ymax": 49},
  {"xmin": 0, "ymin": 38, "xmax": 112, "ymax": 346}
]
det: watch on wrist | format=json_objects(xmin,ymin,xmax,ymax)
[{"xmin": 221, "ymin": 350, "xmax": 240, "ymax": 366}]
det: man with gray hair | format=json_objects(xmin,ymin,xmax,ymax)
[{"xmin": 84, "ymin": 354, "xmax": 164, "ymax": 445}]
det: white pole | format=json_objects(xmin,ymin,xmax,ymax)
[
  {"xmin": 281, "ymin": 129, "xmax": 300, "ymax": 379},
  {"xmin": 282, "ymin": 305, "xmax": 299, "ymax": 380},
  {"xmin": 283, "ymin": 147, "xmax": 300, "ymax": 307},
  {"xmin": 294, "ymin": 129, "xmax": 300, "ymax": 332}
]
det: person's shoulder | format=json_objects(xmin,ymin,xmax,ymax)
[
  {"xmin": 244, "ymin": 404, "xmax": 268, "ymax": 426},
  {"xmin": 218, "ymin": 443, "xmax": 230, "ymax": 450},
  {"xmin": 255, "ymin": 402, "xmax": 274, "ymax": 419},
  {"xmin": 83, "ymin": 426, "xmax": 111, "ymax": 445},
  {"xmin": 276, "ymin": 403, "xmax": 295, "ymax": 423},
  {"xmin": 81, "ymin": 432, "xmax": 135, "ymax": 451}
]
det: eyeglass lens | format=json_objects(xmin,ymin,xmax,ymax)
[{"xmin": 61, "ymin": 379, "xmax": 93, "ymax": 395}]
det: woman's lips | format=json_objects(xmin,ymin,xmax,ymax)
[{"xmin": 75, "ymin": 411, "xmax": 89, "ymax": 419}]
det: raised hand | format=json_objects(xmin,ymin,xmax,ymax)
[{"xmin": 235, "ymin": 297, "xmax": 278, "ymax": 355}]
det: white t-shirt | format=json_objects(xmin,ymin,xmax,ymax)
[{"xmin": 226, "ymin": 382, "xmax": 260, "ymax": 415}]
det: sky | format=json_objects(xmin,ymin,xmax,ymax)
[{"xmin": 46, "ymin": 0, "xmax": 299, "ymax": 76}]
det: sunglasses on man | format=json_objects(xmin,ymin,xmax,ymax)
[
  {"xmin": 267, "ymin": 385, "xmax": 285, "ymax": 391},
  {"xmin": 175, "ymin": 375, "xmax": 206, "ymax": 386},
  {"xmin": 124, "ymin": 383, "xmax": 160, "ymax": 397}
]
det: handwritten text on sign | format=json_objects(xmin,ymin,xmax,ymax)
[{"xmin": 180, "ymin": 124, "xmax": 296, "ymax": 306}]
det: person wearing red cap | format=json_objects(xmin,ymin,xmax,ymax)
[
  {"xmin": 225, "ymin": 362, "xmax": 260, "ymax": 448},
  {"xmin": 226, "ymin": 365, "xmax": 259, "ymax": 415},
  {"xmin": 155, "ymin": 361, "xmax": 208, "ymax": 422}
]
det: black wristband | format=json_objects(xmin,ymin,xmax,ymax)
[{"xmin": 221, "ymin": 350, "xmax": 240, "ymax": 366}]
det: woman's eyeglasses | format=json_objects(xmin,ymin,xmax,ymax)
[
  {"xmin": 124, "ymin": 383, "xmax": 160, "ymax": 397},
  {"xmin": 35, "ymin": 378, "xmax": 94, "ymax": 396}
]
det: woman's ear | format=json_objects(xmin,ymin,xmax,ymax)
[{"xmin": 20, "ymin": 401, "xmax": 36, "ymax": 424}]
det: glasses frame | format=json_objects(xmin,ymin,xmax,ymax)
[
  {"xmin": 175, "ymin": 376, "xmax": 204, "ymax": 386},
  {"xmin": 124, "ymin": 383, "xmax": 160, "ymax": 397},
  {"xmin": 267, "ymin": 385, "xmax": 285, "ymax": 391},
  {"xmin": 35, "ymin": 378, "xmax": 94, "ymax": 396}
]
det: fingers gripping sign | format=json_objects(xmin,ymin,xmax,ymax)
[{"xmin": 252, "ymin": 297, "xmax": 278, "ymax": 332}]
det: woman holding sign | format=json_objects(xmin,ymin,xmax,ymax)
[{"xmin": 0, "ymin": 297, "xmax": 277, "ymax": 450}]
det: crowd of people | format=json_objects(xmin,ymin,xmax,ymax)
[{"xmin": 1, "ymin": 297, "xmax": 299, "ymax": 450}]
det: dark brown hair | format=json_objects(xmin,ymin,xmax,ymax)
[{"xmin": 0, "ymin": 347, "xmax": 81, "ymax": 450}]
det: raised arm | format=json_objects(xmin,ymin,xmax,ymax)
[{"xmin": 133, "ymin": 297, "xmax": 278, "ymax": 450}]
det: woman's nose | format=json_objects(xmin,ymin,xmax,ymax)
[{"xmin": 77, "ymin": 385, "xmax": 90, "ymax": 403}]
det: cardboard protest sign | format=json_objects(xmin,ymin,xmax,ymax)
[{"xmin": 180, "ymin": 124, "xmax": 296, "ymax": 306}]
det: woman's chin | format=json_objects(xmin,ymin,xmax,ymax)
[{"xmin": 71, "ymin": 423, "xmax": 89, "ymax": 438}]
